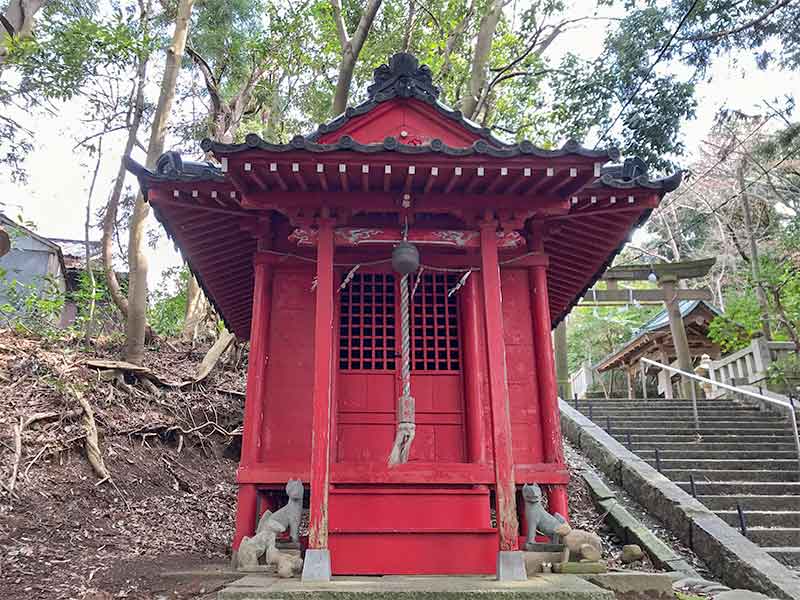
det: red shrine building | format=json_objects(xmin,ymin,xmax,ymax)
[{"xmin": 128, "ymin": 53, "xmax": 680, "ymax": 580}]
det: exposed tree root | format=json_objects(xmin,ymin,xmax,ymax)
[{"xmin": 67, "ymin": 385, "xmax": 110, "ymax": 481}]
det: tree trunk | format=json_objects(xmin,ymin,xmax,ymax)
[
  {"xmin": 84, "ymin": 136, "xmax": 104, "ymax": 343},
  {"xmin": 737, "ymin": 160, "xmax": 772, "ymax": 340},
  {"xmin": 402, "ymin": 0, "xmax": 416, "ymax": 52},
  {"xmin": 125, "ymin": 0, "xmax": 196, "ymax": 365},
  {"xmin": 461, "ymin": 0, "xmax": 507, "ymax": 120},
  {"xmin": 182, "ymin": 274, "xmax": 207, "ymax": 342},
  {"xmin": 329, "ymin": 0, "xmax": 383, "ymax": 116},
  {"xmin": 102, "ymin": 21, "xmax": 149, "ymax": 318}
]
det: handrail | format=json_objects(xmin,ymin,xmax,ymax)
[{"xmin": 641, "ymin": 357, "xmax": 800, "ymax": 472}]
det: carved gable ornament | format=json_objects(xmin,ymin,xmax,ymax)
[{"xmin": 367, "ymin": 53, "xmax": 440, "ymax": 103}]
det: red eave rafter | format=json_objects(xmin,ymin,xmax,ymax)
[{"xmin": 217, "ymin": 151, "xmax": 606, "ymax": 200}]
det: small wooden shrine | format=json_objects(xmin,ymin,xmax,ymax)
[
  {"xmin": 596, "ymin": 300, "xmax": 721, "ymax": 398},
  {"xmin": 127, "ymin": 53, "xmax": 680, "ymax": 579}
]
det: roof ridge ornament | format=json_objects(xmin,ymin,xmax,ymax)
[{"xmin": 367, "ymin": 53, "xmax": 440, "ymax": 103}]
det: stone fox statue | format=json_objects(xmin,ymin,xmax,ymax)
[
  {"xmin": 237, "ymin": 479, "xmax": 304, "ymax": 576},
  {"xmin": 522, "ymin": 483, "xmax": 603, "ymax": 562},
  {"xmin": 257, "ymin": 478, "xmax": 303, "ymax": 543},
  {"xmin": 522, "ymin": 483, "xmax": 570, "ymax": 548}
]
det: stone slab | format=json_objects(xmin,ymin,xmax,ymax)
[
  {"xmin": 560, "ymin": 400, "xmax": 800, "ymax": 600},
  {"xmin": 498, "ymin": 550, "xmax": 528, "ymax": 581},
  {"xmin": 714, "ymin": 591, "xmax": 775, "ymax": 600},
  {"xmin": 218, "ymin": 574, "xmax": 615, "ymax": 600},
  {"xmin": 584, "ymin": 571, "xmax": 674, "ymax": 600},
  {"xmin": 552, "ymin": 562, "xmax": 607, "ymax": 575},
  {"xmin": 302, "ymin": 549, "xmax": 331, "ymax": 583}
]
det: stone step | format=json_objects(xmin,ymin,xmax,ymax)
[
  {"xmin": 661, "ymin": 468, "xmax": 799, "ymax": 482},
  {"xmin": 636, "ymin": 449, "xmax": 799, "ymax": 460},
  {"xmin": 600, "ymin": 421, "xmax": 790, "ymax": 430},
  {"xmin": 615, "ymin": 431, "xmax": 795, "ymax": 440},
  {"xmin": 678, "ymin": 481, "xmax": 800, "ymax": 495},
  {"xmin": 611, "ymin": 430, "xmax": 794, "ymax": 450},
  {"xmin": 631, "ymin": 441, "xmax": 798, "ymax": 452},
  {"xmin": 218, "ymin": 574, "xmax": 618, "ymax": 599},
  {"xmin": 650, "ymin": 458, "xmax": 799, "ymax": 471},
  {"xmin": 569, "ymin": 396, "xmax": 754, "ymax": 406},
  {"xmin": 699, "ymin": 495, "xmax": 800, "ymax": 511},
  {"xmin": 716, "ymin": 510, "xmax": 800, "ymax": 528},
  {"xmin": 746, "ymin": 527, "xmax": 800, "ymax": 547},
  {"xmin": 576, "ymin": 403, "xmax": 767, "ymax": 411},
  {"xmin": 584, "ymin": 412, "xmax": 785, "ymax": 422},
  {"xmin": 764, "ymin": 547, "xmax": 800, "ymax": 566}
]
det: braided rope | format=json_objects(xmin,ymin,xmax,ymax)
[
  {"xmin": 400, "ymin": 273, "xmax": 411, "ymax": 397},
  {"xmin": 388, "ymin": 273, "xmax": 415, "ymax": 465}
]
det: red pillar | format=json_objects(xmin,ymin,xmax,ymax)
[
  {"xmin": 479, "ymin": 221, "xmax": 519, "ymax": 552},
  {"xmin": 461, "ymin": 273, "xmax": 487, "ymax": 464},
  {"xmin": 305, "ymin": 217, "xmax": 335, "ymax": 578},
  {"xmin": 232, "ymin": 233, "xmax": 273, "ymax": 555},
  {"xmin": 528, "ymin": 223, "xmax": 568, "ymax": 519}
]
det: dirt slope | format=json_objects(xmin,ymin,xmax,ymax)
[{"xmin": 0, "ymin": 331, "xmax": 245, "ymax": 599}]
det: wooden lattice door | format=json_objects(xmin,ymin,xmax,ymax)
[{"xmin": 336, "ymin": 271, "xmax": 466, "ymax": 463}]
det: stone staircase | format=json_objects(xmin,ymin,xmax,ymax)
[{"xmin": 571, "ymin": 396, "xmax": 800, "ymax": 567}]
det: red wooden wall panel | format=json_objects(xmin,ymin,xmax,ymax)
[
  {"xmin": 260, "ymin": 268, "xmax": 316, "ymax": 464},
  {"xmin": 500, "ymin": 269, "xmax": 544, "ymax": 464}
]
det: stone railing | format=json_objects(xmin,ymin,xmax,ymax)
[{"xmin": 707, "ymin": 338, "xmax": 795, "ymax": 392}]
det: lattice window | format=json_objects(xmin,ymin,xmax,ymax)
[
  {"xmin": 339, "ymin": 273, "xmax": 397, "ymax": 371},
  {"xmin": 412, "ymin": 273, "xmax": 461, "ymax": 372}
]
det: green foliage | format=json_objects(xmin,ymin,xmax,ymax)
[
  {"xmin": 767, "ymin": 354, "xmax": 800, "ymax": 394},
  {"xmin": 147, "ymin": 266, "xmax": 188, "ymax": 337},
  {"xmin": 6, "ymin": 16, "xmax": 149, "ymax": 102},
  {"xmin": 707, "ymin": 289, "xmax": 761, "ymax": 353},
  {"xmin": 68, "ymin": 269, "xmax": 123, "ymax": 335},
  {"xmin": 0, "ymin": 274, "xmax": 65, "ymax": 338},
  {"xmin": 567, "ymin": 302, "xmax": 661, "ymax": 372},
  {"xmin": 1, "ymin": 1, "xmax": 154, "ymax": 179}
]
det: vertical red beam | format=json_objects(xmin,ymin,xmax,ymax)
[
  {"xmin": 232, "ymin": 225, "xmax": 273, "ymax": 558},
  {"xmin": 528, "ymin": 222, "xmax": 568, "ymax": 519},
  {"xmin": 307, "ymin": 217, "xmax": 335, "ymax": 551},
  {"xmin": 461, "ymin": 272, "xmax": 487, "ymax": 464},
  {"xmin": 479, "ymin": 221, "xmax": 519, "ymax": 551}
]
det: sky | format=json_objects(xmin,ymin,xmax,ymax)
[{"xmin": 1, "ymin": 5, "xmax": 799, "ymax": 293}]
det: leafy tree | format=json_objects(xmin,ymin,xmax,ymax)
[{"xmin": 147, "ymin": 265, "xmax": 189, "ymax": 337}]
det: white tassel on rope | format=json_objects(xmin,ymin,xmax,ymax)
[{"xmin": 388, "ymin": 272, "xmax": 415, "ymax": 466}]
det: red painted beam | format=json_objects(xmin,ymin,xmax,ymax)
[
  {"xmin": 232, "ymin": 229, "xmax": 273, "ymax": 553},
  {"xmin": 307, "ymin": 217, "xmax": 335, "ymax": 550},
  {"xmin": 236, "ymin": 463, "xmax": 571, "ymax": 485},
  {"xmin": 461, "ymin": 275, "xmax": 487, "ymax": 465},
  {"xmin": 528, "ymin": 223, "xmax": 568, "ymax": 519},
  {"xmin": 479, "ymin": 220, "xmax": 519, "ymax": 552}
]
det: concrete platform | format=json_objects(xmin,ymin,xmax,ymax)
[{"xmin": 218, "ymin": 574, "xmax": 615, "ymax": 600}]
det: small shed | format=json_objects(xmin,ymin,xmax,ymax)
[
  {"xmin": 595, "ymin": 300, "xmax": 721, "ymax": 398},
  {"xmin": 0, "ymin": 213, "xmax": 66, "ymax": 306}
]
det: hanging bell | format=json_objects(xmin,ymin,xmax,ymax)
[{"xmin": 392, "ymin": 241, "xmax": 420, "ymax": 274}]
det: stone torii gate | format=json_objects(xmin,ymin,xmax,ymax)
[{"xmin": 556, "ymin": 258, "xmax": 716, "ymax": 399}]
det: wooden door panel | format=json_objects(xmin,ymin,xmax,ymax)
[{"xmin": 336, "ymin": 272, "xmax": 467, "ymax": 464}]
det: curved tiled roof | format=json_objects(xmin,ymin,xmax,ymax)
[{"xmin": 201, "ymin": 133, "xmax": 621, "ymax": 161}]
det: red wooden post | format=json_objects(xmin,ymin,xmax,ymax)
[
  {"xmin": 232, "ymin": 228, "xmax": 273, "ymax": 560},
  {"xmin": 461, "ymin": 272, "xmax": 487, "ymax": 464},
  {"xmin": 479, "ymin": 221, "xmax": 523, "ymax": 567},
  {"xmin": 528, "ymin": 222, "xmax": 568, "ymax": 519},
  {"xmin": 304, "ymin": 216, "xmax": 335, "ymax": 581}
]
